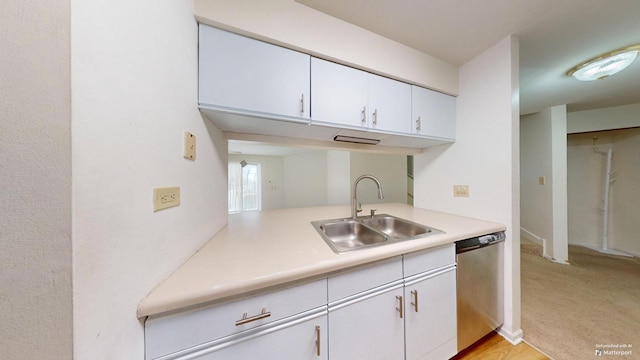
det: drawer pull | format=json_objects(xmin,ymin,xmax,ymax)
[
  {"xmin": 315, "ymin": 325, "xmax": 321, "ymax": 356},
  {"xmin": 411, "ymin": 290, "xmax": 419, "ymax": 312},
  {"xmin": 235, "ymin": 308, "xmax": 271, "ymax": 326},
  {"xmin": 396, "ymin": 295, "xmax": 403, "ymax": 319}
]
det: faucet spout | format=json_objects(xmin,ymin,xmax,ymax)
[{"xmin": 351, "ymin": 174, "xmax": 384, "ymax": 219}]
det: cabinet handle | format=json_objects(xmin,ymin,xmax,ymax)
[
  {"xmin": 235, "ymin": 308, "xmax": 271, "ymax": 326},
  {"xmin": 416, "ymin": 116, "xmax": 421, "ymax": 132},
  {"xmin": 301, "ymin": 93, "xmax": 305, "ymax": 114},
  {"xmin": 411, "ymin": 290, "xmax": 419, "ymax": 312},
  {"xmin": 372, "ymin": 109, "xmax": 378, "ymax": 126},
  {"xmin": 396, "ymin": 295, "xmax": 403, "ymax": 319},
  {"xmin": 361, "ymin": 106, "xmax": 367, "ymax": 125},
  {"xmin": 315, "ymin": 325, "xmax": 321, "ymax": 356}
]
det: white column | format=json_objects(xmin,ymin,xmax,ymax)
[{"xmin": 551, "ymin": 105, "xmax": 569, "ymax": 262}]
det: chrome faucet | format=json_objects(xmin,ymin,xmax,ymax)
[{"xmin": 351, "ymin": 174, "xmax": 384, "ymax": 219}]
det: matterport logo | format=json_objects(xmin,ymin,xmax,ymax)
[{"xmin": 595, "ymin": 343, "xmax": 633, "ymax": 356}]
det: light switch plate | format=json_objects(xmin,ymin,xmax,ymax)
[
  {"xmin": 184, "ymin": 131, "xmax": 196, "ymax": 160},
  {"xmin": 153, "ymin": 186, "xmax": 180, "ymax": 211},
  {"xmin": 453, "ymin": 185, "xmax": 469, "ymax": 197}
]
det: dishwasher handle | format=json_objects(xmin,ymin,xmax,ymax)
[{"xmin": 455, "ymin": 232, "xmax": 505, "ymax": 254}]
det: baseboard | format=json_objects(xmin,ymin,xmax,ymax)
[
  {"xmin": 521, "ymin": 227, "xmax": 571, "ymax": 264},
  {"xmin": 497, "ymin": 327, "xmax": 523, "ymax": 345},
  {"xmin": 622, "ymin": 249, "xmax": 640, "ymax": 257},
  {"xmin": 542, "ymin": 254, "xmax": 570, "ymax": 265},
  {"xmin": 520, "ymin": 228, "xmax": 543, "ymax": 245},
  {"xmin": 572, "ymin": 242, "xmax": 636, "ymax": 258}
]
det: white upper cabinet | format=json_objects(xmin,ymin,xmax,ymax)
[
  {"xmin": 369, "ymin": 74, "xmax": 412, "ymax": 134},
  {"xmin": 310, "ymin": 58, "xmax": 369, "ymax": 128},
  {"xmin": 411, "ymin": 85, "xmax": 456, "ymax": 139},
  {"xmin": 198, "ymin": 25, "xmax": 310, "ymax": 121},
  {"xmin": 197, "ymin": 24, "xmax": 456, "ymax": 148},
  {"xmin": 311, "ymin": 58, "xmax": 412, "ymax": 134}
]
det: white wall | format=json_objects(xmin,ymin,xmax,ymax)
[
  {"xmin": 229, "ymin": 154, "xmax": 285, "ymax": 210},
  {"xmin": 71, "ymin": 1, "xmax": 228, "ymax": 359},
  {"xmin": 567, "ymin": 132, "xmax": 612, "ymax": 249},
  {"xmin": 350, "ymin": 152, "xmax": 408, "ymax": 206},
  {"xmin": 568, "ymin": 103, "xmax": 640, "ymax": 133},
  {"xmin": 326, "ymin": 150, "xmax": 351, "ymax": 205},
  {"xmin": 520, "ymin": 112, "xmax": 553, "ymax": 248},
  {"xmin": 520, "ymin": 106, "xmax": 569, "ymax": 262},
  {"xmin": 567, "ymin": 129, "xmax": 640, "ymax": 256},
  {"xmin": 414, "ymin": 36, "xmax": 521, "ymax": 343},
  {"xmin": 193, "ymin": 0, "xmax": 458, "ymax": 95},
  {"xmin": 282, "ymin": 150, "xmax": 407, "ymax": 208},
  {"xmin": 611, "ymin": 129, "xmax": 640, "ymax": 256},
  {"xmin": 0, "ymin": 0, "xmax": 72, "ymax": 358},
  {"xmin": 284, "ymin": 151, "xmax": 328, "ymax": 208}
]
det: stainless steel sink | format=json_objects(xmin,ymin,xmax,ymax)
[
  {"xmin": 320, "ymin": 220, "xmax": 388, "ymax": 249},
  {"xmin": 360, "ymin": 216, "xmax": 433, "ymax": 239},
  {"xmin": 312, "ymin": 214, "xmax": 444, "ymax": 254}
]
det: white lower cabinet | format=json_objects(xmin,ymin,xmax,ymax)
[
  {"xmin": 144, "ymin": 280, "xmax": 327, "ymax": 360},
  {"xmin": 187, "ymin": 312, "xmax": 327, "ymax": 360},
  {"xmin": 326, "ymin": 246, "xmax": 457, "ymax": 360},
  {"xmin": 145, "ymin": 246, "xmax": 457, "ymax": 360},
  {"xmin": 404, "ymin": 266, "xmax": 458, "ymax": 360},
  {"xmin": 328, "ymin": 282, "xmax": 405, "ymax": 360}
]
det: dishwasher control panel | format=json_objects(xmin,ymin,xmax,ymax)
[{"xmin": 455, "ymin": 231, "xmax": 505, "ymax": 253}]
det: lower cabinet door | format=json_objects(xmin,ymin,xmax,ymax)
[
  {"xmin": 328, "ymin": 286, "xmax": 405, "ymax": 360},
  {"xmin": 405, "ymin": 267, "xmax": 457, "ymax": 360},
  {"xmin": 188, "ymin": 315, "xmax": 327, "ymax": 360}
]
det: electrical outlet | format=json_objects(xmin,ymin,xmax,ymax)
[
  {"xmin": 153, "ymin": 187, "xmax": 180, "ymax": 211},
  {"xmin": 538, "ymin": 176, "xmax": 546, "ymax": 185},
  {"xmin": 453, "ymin": 185, "xmax": 469, "ymax": 197},
  {"xmin": 184, "ymin": 131, "xmax": 196, "ymax": 160}
]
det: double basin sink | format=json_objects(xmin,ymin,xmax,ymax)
[{"xmin": 311, "ymin": 214, "xmax": 444, "ymax": 254}]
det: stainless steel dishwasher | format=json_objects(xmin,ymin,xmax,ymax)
[{"xmin": 455, "ymin": 231, "xmax": 505, "ymax": 352}]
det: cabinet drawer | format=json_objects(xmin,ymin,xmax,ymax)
[
  {"xmin": 328, "ymin": 256, "xmax": 402, "ymax": 302},
  {"xmin": 403, "ymin": 244, "xmax": 455, "ymax": 277},
  {"xmin": 145, "ymin": 279, "xmax": 327, "ymax": 360}
]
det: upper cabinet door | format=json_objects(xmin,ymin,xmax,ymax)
[
  {"xmin": 411, "ymin": 85, "xmax": 456, "ymax": 139},
  {"xmin": 368, "ymin": 74, "xmax": 412, "ymax": 134},
  {"xmin": 311, "ymin": 58, "xmax": 369, "ymax": 128},
  {"xmin": 199, "ymin": 25, "xmax": 310, "ymax": 121}
]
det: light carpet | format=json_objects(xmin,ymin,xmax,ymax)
[{"xmin": 521, "ymin": 239, "xmax": 640, "ymax": 360}]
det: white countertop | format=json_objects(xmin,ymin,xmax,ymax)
[{"xmin": 137, "ymin": 203, "xmax": 505, "ymax": 318}]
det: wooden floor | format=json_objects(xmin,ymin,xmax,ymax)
[{"xmin": 451, "ymin": 332, "xmax": 549, "ymax": 360}]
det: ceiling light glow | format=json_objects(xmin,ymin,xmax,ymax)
[{"xmin": 567, "ymin": 45, "xmax": 640, "ymax": 81}]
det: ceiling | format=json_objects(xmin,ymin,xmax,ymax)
[{"xmin": 296, "ymin": 0, "xmax": 640, "ymax": 115}]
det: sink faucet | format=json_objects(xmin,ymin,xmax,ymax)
[{"xmin": 351, "ymin": 174, "xmax": 384, "ymax": 219}]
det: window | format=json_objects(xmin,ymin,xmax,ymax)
[{"xmin": 228, "ymin": 162, "xmax": 261, "ymax": 213}]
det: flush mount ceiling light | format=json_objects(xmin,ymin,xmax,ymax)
[{"xmin": 567, "ymin": 45, "xmax": 640, "ymax": 81}]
